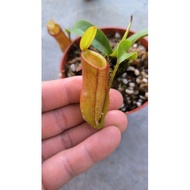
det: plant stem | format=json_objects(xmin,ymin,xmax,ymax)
[
  {"xmin": 108, "ymin": 60, "xmax": 120, "ymax": 90},
  {"xmin": 122, "ymin": 15, "xmax": 133, "ymax": 40}
]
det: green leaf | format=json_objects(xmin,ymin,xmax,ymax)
[
  {"xmin": 92, "ymin": 29, "xmax": 113, "ymax": 55},
  {"xmin": 80, "ymin": 26, "xmax": 97, "ymax": 51},
  {"xmin": 127, "ymin": 29, "xmax": 148, "ymax": 44},
  {"xmin": 110, "ymin": 39, "xmax": 132, "ymax": 57},
  {"xmin": 67, "ymin": 20, "xmax": 112, "ymax": 56},
  {"xmin": 117, "ymin": 40, "xmax": 138, "ymax": 64},
  {"xmin": 67, "ymin": 20, "xmax": 92, "ymax": 36}
]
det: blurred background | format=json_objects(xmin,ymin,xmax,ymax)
[{"xmin": 42, "ymin": 0, "xmax": 148, "ymax": 189}]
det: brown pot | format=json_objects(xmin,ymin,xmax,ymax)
[{"xmin": 59, "ymin": 27, "xmax": 148, "ymax": 115}]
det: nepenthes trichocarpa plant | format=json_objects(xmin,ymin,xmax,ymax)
[
  {"xmin": 47, "ymin": 16, "xmax": 148, "ymax": 129},
  {"xmin": 77, "ymin": 17, "xmax": 148, "ymax": 129}
]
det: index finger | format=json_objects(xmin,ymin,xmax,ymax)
[{"xmin": 42, "ymin": 76, "xmax": 82, "ymax": 112}]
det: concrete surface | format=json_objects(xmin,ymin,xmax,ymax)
[{"xmin": 42, "ymin": 0, "xmax": 148, "ymax": 189}]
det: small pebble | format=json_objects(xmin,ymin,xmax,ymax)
[
  {"xmin": 136, "ymin": 102, "xmax": 142, "ymax": 107},
  {"xmin": 129, "ymin": 82, "xmax": 135, "ymax": 87},
  {"xmin": 145, "ymin": 92, "xmax": 148, "ymax": 98},
  {"xmin": 133, "ymin": 43, "xmax": 138, "ymax": 48},
  {"xmin": 115, "ymin": 32, "xmax": 121, "ymax": 38},
  {"xmin": 128, "ymin": 86, "xmax": 134, "ymax": 90},
  {"xmin": 133, "ymin": 100, "xmax": 137, "ymax": 104},
  {"xmin": 118, "ymin": 85, "xmax": 124, "ymax": 92},
  {"xmin": 122, "ymin": 78, "xmax": 128, "ymax": 85},
  {"xmin": 141, "ymin": 71, "xmax": 148, "ymax": 78},
  {"xmin": 140, "ymin": 83, "xmax": 148, "ymax": 90},
  {"xmin": 122, "ymin": 72, "xmax": 127, "ymax": 78},
  {"xmin": 139, "ymin": 95, "xmax": 145, "ymax": 100},
  {"xmin": 142, "ymin": 78, "xmax": 148, "ymax": 83},
  {"xmin": 134, "ymin": 69, "xmax": 140, "ymax": 76},
  {"xmin": 120, "ymin": 103, "xmax": 125, "ymax": 109},
  {"xmin": 70, "ymin": 64, "xmax": 76, "ymax": 72},
  {"xmin": 136, "ymin": 78, "xmax": 142, "ymax": 84},
  {"xmin": 138, "ymin": 45, "xmax": 146, "ymax": 51},
  {"xmin": 127, "ymin": 66, "xmax": 135, "ymax": 71},
  {"xmin": 120, "ymin": 103, "xmax": 127, "ymax": 112},
  {"xmin": 120, "ymin": 107, "xmax": 127, "ymax": 112},
  {"xmin": 125, "ymin": 89, "xmax": 134, "ymax": 94},
  {"xmin": 67, "ymin": 73, "xmax": 72, "ymax": 77}
]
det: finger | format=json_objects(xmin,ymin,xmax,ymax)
[
  {"xmin": 42, "ymin": 76, "xmax": 82, "ymax": 112},
  {"xmin": 42, "ymin": 126, "xmax": 121, "ymax": 190},
  {"xmin": 42, "ymin": 76, "xmax": 123, "ymax": 113},
  {"xmin": 42, "ymin": 104, "xmax": 82, "ymax": 140},
  {"xmin": 42, "ymin": 89, "xmax": 123, "ymax": 139},
  {"xmin": 109, "ymin": 88, "xmax": 123, "ymax": 110},
  {"xmin": 42, "ymin": 110, "xmax": 127, "ymax": 160}
]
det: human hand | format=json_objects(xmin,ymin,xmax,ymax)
[{"xmin": 42, "ymin": 76, "xmax": 128, "ymax": 190}]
